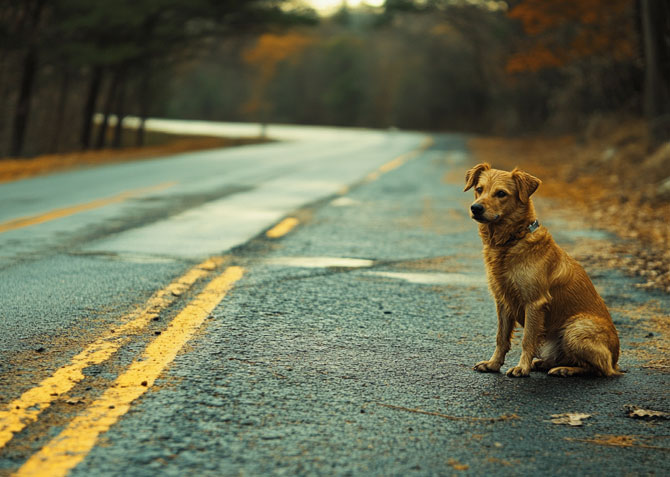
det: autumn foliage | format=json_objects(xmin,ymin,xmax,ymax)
[
  {"xmin": 506, "ymin": 0, "xmax": 637, "ymax": 73},
  {"xmin": 242, "ymin": 33, "xmax": 314, "ymax": 118},
  {"xmin": 3, "ymin": 0, "xmax": 660, "ymax": 157}
]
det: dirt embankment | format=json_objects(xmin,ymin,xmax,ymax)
[{"xmin": 469, "ymin": 118, "xmax": 670, "ymax": 294}]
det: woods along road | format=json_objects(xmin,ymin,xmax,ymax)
[{"xmin": 0, "ymin": 124, "xmax": 668, "ymax": 476}]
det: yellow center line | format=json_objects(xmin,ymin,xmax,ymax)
[
  {"xmin": 363, "ymin": 136, "xmax": 434, "ymax": 183},
  {"xmin": 14, "ymin": 266, "xmax": 244, "ymax": 477},
  {"xmin": 0, "ymin": 256, "xmax": 224, "ymax": 450},
  {"xmin": 378, "ymin": 155, "xmax": 408, "ymax": 173},
  {"xmin": 266, "ymin": 217, "xmax": 300, "ymax": 238},
  {"xmin": 0, "ymin": 182, "xmax": 177, "ymax": 234}
]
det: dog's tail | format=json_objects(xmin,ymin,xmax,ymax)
[{"xmin": 585, "ymin": 342, "xmax": 623, "ymax": 377}]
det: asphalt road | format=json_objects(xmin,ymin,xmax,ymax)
[{"xmin": 0, "ymin": 124, "xmax": 668, "ymax": 476}]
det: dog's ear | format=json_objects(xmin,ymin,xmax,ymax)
[
  {"xmin": 464, "ymin": 163, "xmax": 491, "ymax": 192},
  {"xmin": 512, "ymin": 169, "xmax": 541, "ymax": 203}
]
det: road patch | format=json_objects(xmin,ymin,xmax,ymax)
[
  {"xmin": 264, "ymin": 256, "xmax": 374, "ymax": 268},
  {"xmin": 330, "ymin": 196, "xmax": 359, "ymax": 207},
  {"xmin": 366, "ymin": 271, "xmax": 487, "ymax": 286}
]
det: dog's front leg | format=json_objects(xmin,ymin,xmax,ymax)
[
  {"xmin": 507, "ymin": 298, "xmax": 547, "ymax": 378},
  {"xmin": 474, "ymin": 301, "xmax": 515, "ymax": 373}
]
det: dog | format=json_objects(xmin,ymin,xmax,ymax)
[{"xmin": 464, "ymin": 163, "xmax": 621, "ymax": 377}]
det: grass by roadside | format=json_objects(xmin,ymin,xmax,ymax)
[
  {"xmin": 0, "ymin": 129, "xmax": 269, "ymax": 184},
  {"xmin": 469, "ymin": 118, "xmax": 670, "ymax": 294}
]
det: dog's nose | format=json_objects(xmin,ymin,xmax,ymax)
[{"xmin": 470, "ymin": 203, "xmax": 484, "ymax": 216}]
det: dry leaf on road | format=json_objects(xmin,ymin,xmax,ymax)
[
  {"xmin": 624, "ymin": 405, "xmax": 670, "ymax": 420},
  {"xmin": 551, "ymin": 413, "xmax": 592, "ymax": 426}
]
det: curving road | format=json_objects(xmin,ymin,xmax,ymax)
[{"xmin": 0, "ymin": 122, "xmax": 668, "ymax": 476}]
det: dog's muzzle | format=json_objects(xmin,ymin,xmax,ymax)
[
  {"xmin": 470, "ymin": 203, "xmax": 487, "ymax": 222},
  {"xmin": 470, "ymin": 203, "xmax": 485, "ymax": 217},
  {"xmin": 470, "ymin": 203, "xmax": 498, "ymax": 223}
]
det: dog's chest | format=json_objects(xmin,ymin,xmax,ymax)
[{"xmin": 485, "ymin": 248, "xmax": 539, "ymax": 303}]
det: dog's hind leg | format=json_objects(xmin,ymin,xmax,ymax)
[
  {"xmin": 548, "ymin": 366, "xmax": 590, "ymax": 377},
  {"xmin": 551, "ymin": 316, "xmax": 621, "ymax": 377}
]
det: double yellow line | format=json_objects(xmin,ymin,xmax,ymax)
[
  {"xmin": 0, "ymin": 257, "xmax": 244, "ymax": 476},
  {"xmin": 1, "ymin": 137, "xmax": 434, "ymax": 476},
  {"xmin": 0, "ymin": 257, "xmax": 221, "ymax": 448},
  {"xmin": 14, "ymin": 265, "xmax": 244, "ymax": 477}
]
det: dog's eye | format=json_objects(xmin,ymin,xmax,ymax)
[
  {"xmin": 495, "ymin": 190, "xmax": 507, "ymax": 198},
  {"xmin": 475, "ymin": 187, "xmax": 483, "ymax": 194}
]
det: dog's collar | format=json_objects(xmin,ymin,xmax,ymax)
[{"xmin": 501, "ymin": 219, "xmax": 540, "ymax": 247}]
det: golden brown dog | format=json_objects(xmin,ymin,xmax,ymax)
[{"xmin": 464, "ymin": 163, "xmax": 621, "ymax": 377}]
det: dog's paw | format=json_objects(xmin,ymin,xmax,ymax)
[
  {"xmin": 506, "ymin": 365, "xmax": 531, "ymax": 378},
  {"xmin": 548, "ymin": 366, "xmax": 584, "ymax": 377},
  {"xmin": 531, "ymin": 358, "xmax": 549, "ymax": 371},
  {"xmin": 474, "ymin": 360, "xmax": 501, "ymax": 373}
]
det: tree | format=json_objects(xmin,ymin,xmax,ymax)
[
  {"xmin": 0, "ymin": 0, "xmax": 311, "ymax": 156},
  {"xmin": 320, "ymin": 36, "xmax": 366, "ymax": 126},
  {"xmin": 505, "ymin": 0, "xmax": 636, "ymax": 73},
  {"xmin": 242, "ymin": 32, "xmax": 314, "ymax": 125},
  {"xmin": 501, "ymin": 0, "xmax": 641, "ymax": 129},
  {"xmin": 8, "ymin": 0, "xmax": 46, "ymax": 157},
  {"xmin": 640, "ymin": 0, "xmax": 670, "ymax": 146}
]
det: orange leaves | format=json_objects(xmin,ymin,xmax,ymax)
[
  {"xmin": 509, "ymin": 0, "xmax": 632, "ymax": 34},
  {"xmin": 506, "ymin": 0, "xmax": 636, "ymax": 73},
  {"xmin": 242, "ymin": 33, "xmax": 314, "ymax": 118},
  {"xmin": 506, "ymin": 45, "xmax": 564, "ymax": 73},
  {"xmin": 243, "ymin": 33, "xmax": 314, "ymax": 77},
  {"xmin": 508, "ymin": 0, "xmax": 578, "ymax": 36}
]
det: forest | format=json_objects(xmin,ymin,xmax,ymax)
[{"xmin": 0, "ymin": 0, "xmax": 668, "ymax": 158}]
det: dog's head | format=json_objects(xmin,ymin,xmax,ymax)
[{"xmin": 463, "ymin": 163, "xmax": 541, "ymax": 224}]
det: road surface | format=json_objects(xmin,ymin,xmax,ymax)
[{"xmin": 0, "ymin": 122, "xmax": 668, "ymax": 476}]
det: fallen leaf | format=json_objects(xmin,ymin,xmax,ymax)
[
  {"xmin": 550, "ymin": 412, "xmax": 591, "ymax": 426},
  {"xmin": 624, "ymin": 405, "xmax": 670, "ymax": 420},
  {"xmin": 447, "ymin": 459, "xmax": 469, "ymax": 471}
]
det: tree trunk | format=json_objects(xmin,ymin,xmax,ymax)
[
  {"xmin": 640, "ymin": 0, "xmax": 670, "ymax": 146},
  {"xmin": 112, "ymin": 73, "xmax": 127, "ymax": 148},
  {"xmin": 9, "ymin": 0, "xmax": 46, "ymax": 157},
  {"xmin": 81, "ymin": 66, "xmax": 103, "ymax": 150},
  {"xmin": 49, "ymin": 68, "xmax": 70, "ymax": 153},
  {"xmin": 0, "ymin": 50, "xmax": 15, "ymax": 157},
  {"xmin": 10, "ymin": 47, "xmax": 37, "ymax": 157},
  {"xmin": 137, "ymin": 117, "xmax": 146, "ymax": 147},
  {"xmin": 136, "ymin": 73, "xmax": 152, "ymax": 147},
  {"xmin": 95, "ymin": 71, "xmax": 121, "ymax": 149}
]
